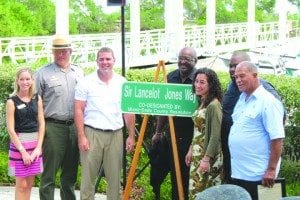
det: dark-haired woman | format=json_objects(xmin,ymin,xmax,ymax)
[{"xmin": 185, "ymin": 68, "xmax": 223, "ymax": 199}]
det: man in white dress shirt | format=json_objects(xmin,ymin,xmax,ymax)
[{"xmin": 74, "ymin": 47, "xmax": 135, "ymax": 200}]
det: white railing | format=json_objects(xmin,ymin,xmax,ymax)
[
  {"xmin": 214, "ymin": 22, "xmax": 249, "ymax": 52},
  {"xmin": 0, "ymin": 21, "xmax": 299, "ymax": 68}
]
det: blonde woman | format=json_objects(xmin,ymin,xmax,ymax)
[{"xmin": 6, "ymin": 67, "xmax": 45, "ymax": 200}]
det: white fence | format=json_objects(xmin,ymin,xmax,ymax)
[{"xmin": 0, "ymin": 20, "xmax": 299, "ymax": 68}]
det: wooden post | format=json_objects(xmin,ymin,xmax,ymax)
[
  {"xmin": 123, "ymin": 114, "xmax": 149, "ymax": 199},
  {"xmin": 168, "ymin": 116, "xmax": 184, "ymax": 200}
]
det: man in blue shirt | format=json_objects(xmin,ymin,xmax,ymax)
[
  {"xmin": 228, "ymin": 61, "xmax": 285, "ymax": 200},
  {"xmin": 221, "ymin": 51, "xmax": 282, "ymax": 183}
]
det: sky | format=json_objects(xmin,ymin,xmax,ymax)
[{"xmin": 275, "ymin": 1, "xmax": 299, "ymax": 14}]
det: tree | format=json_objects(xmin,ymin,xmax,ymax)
[
  {"xmin": 256, "ymin": 0, "xmax": 277, "ymax": 22},
  {"xmin": 22, "ymin": 0, "xmax": 56, "ymax": 35},
  {"xmin": 287, "ymin": 0, "xmax": 300, "ymax": 22},
  {"xmin": 184, "ymin": 0, "xmax": 206, "ymax": 25},
  {"xmin": 183, "ymin": 0, "xmax": 284, "ymax": 25},
  {"xmin": 0, "ymin": 0, "xmax": 297, "ymax": 37},
  {"xmin": 288, "ymin": 0, "xmax": 299, "ymax": 6},
  {"xmin": 70, "ymin": 0, "xmax": 121, "ymax": 33},
  {"xmin": 0, "ymin": 0, "xmax": 55, "ymax": 36},
  {"xmin": 140, "ymin": 0, "xmax": 164, "ymax": 30}
]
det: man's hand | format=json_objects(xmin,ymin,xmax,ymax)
[
  {"xmin": 78, "ymin": 134, "xmax": 90, "ymax": 151},
  {"xmin": 262, "ymin": 168, "xmax": 276, "ymax": 188},
  {"xmin": 151, "ymin": 132, "xmax": 164, "ymax": 146},
  {"xmin": 126, "ymin": 135, "xmax": 135, "ymax": 152}
]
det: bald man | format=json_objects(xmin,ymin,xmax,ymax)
[
  {"xmin": 152, "ymin": 47, "xmax": 197, "ymax": 200},
  {"xmin": 228, "ymin": 61, "xmax": 284, "ymax": 200},
  {"xmin": 221, "ymin": 51, "xmax": 282, "ymax": 183}
]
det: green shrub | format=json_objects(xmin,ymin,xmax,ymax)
[
  {"xmin": 261, "ymin": 75, "xmax": 300, "ymax": 189},
  {"xmin": 0, "ymin": 63, "xmax": 300, "ymax": 197},
  {"xmin": 286, "ymin": 182, "xmax": 300, "ymax": 196},
  {"xmin": 0, "ymin": 151, "xmax": 15, "ymax": 185},
  {"xmin": 0, "ymin": 64, "xmax": 15, "ymax": 147}
]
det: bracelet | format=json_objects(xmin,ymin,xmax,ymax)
[{"xmin": 18, "ymin": 146, "xmax": 24, "ymax": 152}]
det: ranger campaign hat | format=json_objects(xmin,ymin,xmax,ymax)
[{"xmin": 52, "ymin": 35, "xmax": 71, "ymax": 49}]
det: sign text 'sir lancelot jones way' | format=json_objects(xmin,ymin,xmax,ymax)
[{"xmin": 121, "ymin": 82, "xmax": 198, "ymax": 117}]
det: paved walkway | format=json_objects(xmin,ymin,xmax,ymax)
[{"xmin": 0, "ymin": 186, "xmax": 106, "ymax": 200}]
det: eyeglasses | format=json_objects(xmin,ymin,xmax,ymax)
[{"xmin": 178, "ymin": 56, "xmax": 195, "ymax": 63}]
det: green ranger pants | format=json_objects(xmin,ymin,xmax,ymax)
[{"xmin": 39, "ymin": 121, "xmax": 79, "ymax": 200}]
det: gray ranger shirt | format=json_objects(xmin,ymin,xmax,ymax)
[{"xmin": 35, "ymin": 63, "xmax": 84, "ymax": 120}]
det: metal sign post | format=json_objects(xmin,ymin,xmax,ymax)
[{"xmin": 120, "ymin": 0, "xmax": 126, "ymax": 190}]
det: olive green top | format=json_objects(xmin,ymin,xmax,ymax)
[{"xmin": 193, "ymin": 99, "xmax": 223, "ymax": 158}]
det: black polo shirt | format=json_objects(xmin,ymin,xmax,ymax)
[{"xmin": 166, "ymin": 68, "xmax": 196, "ymax": 140}]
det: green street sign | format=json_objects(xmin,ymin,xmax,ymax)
[{"xmin": 121, "ymin": 82, "xmax": 198, "ymax": 117}]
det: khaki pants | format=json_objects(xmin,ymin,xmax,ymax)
[{"xmin": 80, "ymin": 126, "xmax": 123, "ymax": 200}]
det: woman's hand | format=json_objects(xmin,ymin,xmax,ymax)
[
  {"xmin": 20, "ymin": 148, "xmax": 32, "ymax": 166},
  {"xmin": 185, "ymin": 146, "xmax": 192, "ymax": 166},
  {"xmin": 30, "ymin": 146, "xmax": 42, "ymax": 162},
  {"xmin": 197, "ymin": 157, "xmax": 210, "ymax": 174}
]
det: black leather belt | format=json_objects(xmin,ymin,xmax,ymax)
[
  {"xmin": 85, "ymin": 124, "xmax": 121, "ymax": 132},
  {"xmin": 45, "ymin": 118, "xmax": 74, "ymax": 125}
]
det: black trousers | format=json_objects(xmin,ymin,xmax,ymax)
[
  {"xmin": 230, "ymin": 178, "xmax": 259, "ymax": 200},
  {"xmin": 169, "ymin": 136, "xmax": 192, "ymax": 200},
  {"xmin": 221, "ymin": 120, "xmax": 232, "ymax": 183}
]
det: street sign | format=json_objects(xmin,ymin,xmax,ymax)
[{"xmin": 121, "ymin": 82, "xmax": 198, "ymax": 117}]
